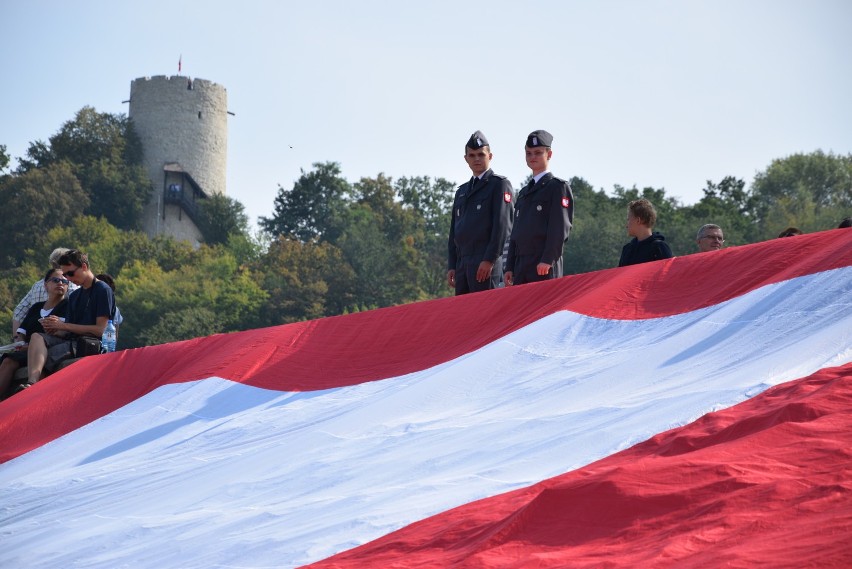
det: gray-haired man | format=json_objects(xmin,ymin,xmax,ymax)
[{"xmin": 696, "ymin": 224, "xmax": 725, "ymax": 253}]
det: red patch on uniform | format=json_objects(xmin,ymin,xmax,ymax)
[
  {"xmin": 504, "ymin": 192, "xmax": 512, "ymax": 203},
  {"xmin": 561, "ymin": 197, "xmax": 571, "ymax": 208}
]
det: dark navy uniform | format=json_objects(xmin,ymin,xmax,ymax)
[
  {"xmin": 506, "ymin": 173, "xmax": 574, "ymax": 285},
  {"xmin": 448, "ymin": 168, "xmax": 514, "ymax": 294}
]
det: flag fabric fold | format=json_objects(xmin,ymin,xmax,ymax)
[{"xmin": 311, "ymin": 363, "xmax": 852, "ymax": 568}]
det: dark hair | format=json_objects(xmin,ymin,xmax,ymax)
[
  {"xmin": 43, "ymin": 267, "xmax": 63, "ymax": 282},
  {"xmin": 96, "ymin": 273, "xmax": 116, "ymax": 291},
  {"xmin": 777, "ymin": 227, "xmax": 803, "ymax": 238},
  {"xmin": 57, "ymin": 249, "xmax": 89, "ymax": 268},
  {"xmin": 839, "ymin": 217, "xmax": 852, "ymax": 229},
  {"xmin": 628, "ymin": 199, "xmax": 657, "ymax": 228}
]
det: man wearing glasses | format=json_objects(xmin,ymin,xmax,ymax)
[
  {"xmin": 26, "ymin": 249, "xmax": 115, "ymax": 384},
  {"xmin": 696, "ymin": 224, "xmax": 726, "ymax": 252}
]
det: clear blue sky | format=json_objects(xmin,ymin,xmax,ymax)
[{"xmin": 2, "ymin": 0, "xmax": 850, "ymax": 229}]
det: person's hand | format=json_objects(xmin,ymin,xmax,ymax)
[
  {"xmin": 536, "ymin": 262, "xmax": 552, "ymax": 276},
  {"xmin": 447, "ymin": 269, "xmax": 456, "ymax": 288},
  {"xmin": 476, "ymin": 261, "xmax": 494, "ymax": 282},
  {"xmin": 504, "ymin": 271, "xmax": 513, "ymax": 286},
  {"xmin": 41, "ymin": 316, "xmax": 63, "ymax": 335}
]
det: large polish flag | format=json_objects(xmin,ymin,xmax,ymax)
[{"xmin": 1, "ymin": 229, "xmax": 851, "ymax": 568}]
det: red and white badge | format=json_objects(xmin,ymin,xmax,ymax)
[
  {"xmin": 504, "ymin": 192, "xmax": 512, "ymax": 203},
  {"xmin": 561, "ymin": 197, "xmax": 571, "ymax": 208}
]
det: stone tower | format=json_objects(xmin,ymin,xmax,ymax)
[{"xmin": 128, "ymin": 75, "xmax": 228, "ymax": 243}]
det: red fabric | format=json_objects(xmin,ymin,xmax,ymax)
[
  {"xmin": 1, "ymin": 229, "xmax": 850, "ymax": 464},
  {"xmin": 307, "ymin": 363, "xmax": 852, "ymax": 568}
]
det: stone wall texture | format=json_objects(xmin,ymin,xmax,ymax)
[{"xmin": 129, "ymin": 75, "xmax": 228, "ymax": 241}]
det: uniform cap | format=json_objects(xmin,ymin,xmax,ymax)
[
  {"xmin": 526, "ymin": 130, "xmax": 553, "ymax": 148},
  {"xmin": 466, "ymin": 130, "xmax": 489, "ymax": 149}
]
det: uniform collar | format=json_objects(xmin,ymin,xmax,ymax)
[{"xmin": 474, "ymin": 168, "xmax": 493, "ymax": 182}]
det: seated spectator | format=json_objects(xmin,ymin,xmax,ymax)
[
  {"xmin": 696, "ymin": 224, "xmax": 725, "ymax": 252},
  {"xmin": 778, "ymin": 227, "xmax": 803, "ymax": 238},
  {"xmin": 0, "ymin": 269, "xmax": 69, "ymax": 398},
  {"xmin": 26, "ymin": 250, "xmax": 115, "ymax": 385},
  {"xmin": 618, "ymin": 199, "xmax": 673, "ymax": 267},
  {"xmin": 837, "ymin": 217, "xmax": 851, "ymax": 229},
  {"xmin": 11, "ymin": 248, "xmax": 78, "ymax": 337}
]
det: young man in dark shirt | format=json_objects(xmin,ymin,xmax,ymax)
[
  {"xmin": 618, "ymin": 199, "xmax": 673, "ymax": 267},
  {"xmin": 26, "ymin": 249, "xmax": 115, "ymax": 384}
]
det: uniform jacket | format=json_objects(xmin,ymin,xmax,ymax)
[
  {"xmin": 447, "ymin": 169, "xmax": 514, "ymax": 269},
  {"xmin": 506, "ymin": 173, "xmax": 574, "ymax": 271}
]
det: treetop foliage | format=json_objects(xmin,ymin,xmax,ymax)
[{"xmin": 2, "ymin": 106, "xmax": 849, "ymax": 349}]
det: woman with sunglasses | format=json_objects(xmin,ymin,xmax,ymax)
[
  {"xmin": 27, "ymin": 249, "xmax": 114, "ymax": 385},
  {"xmin": 0, "ymin": 269, "xmax": 69, "ymax": 399}
]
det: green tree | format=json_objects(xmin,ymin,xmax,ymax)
[
  {"xmin": 254, "ymin": 237, "xmax": 355, "ymax": 325},
  {"xmin": 336, "ymin": 175, "xmax": 422, "ymax": 308},
  {"xmin": 685, "ymin": 176, "xmax": 754, "ymax": 247},
  {"xmin": 39, "ymin": 215, "xmax": 196, "ymax": 277},
  {"xmin": 0, "ymin": 162, "xmax": 89, "ymax": 265},
  {"xmin": 139, "ymin": 307, "xmax": 223, "ymax": 346},
  {"xmin": 395, "ymin": 176, "xmax": 455, "ymax": 298},
  {"xmin": 0, "ymin": 144, "xmax": 9, "ymax": 174},
  {"xmin": 0, "ymin": 263, "xmax": 45, "ymax": 338},
  {"xmin": 197, "ymin": 194, "xmax": 250, "ymax": 245},
  {"xmin": 259, "ymin": 162, "xmax": 352, "ymax": 242},
  {"xmin": 563, "ymin": 177, "xmax": 625, "ymax": 274},
  {"xmin": 17, "ymin": 106, "xmax": 150, "ymax": 230},
  {"xmin": 117, "ymin": 247, "xmax": 267, "ymax": 348},
  {"xmin": 224, "ymin": 230, "xmax": 270, "ymax": 268},
  {"xmin": 83, "ymin": 158, "xmax": 150, "ymax": 230},
  {"xmin": 750, "ymin": 150, "xmax": 852, "ymax": 237},
  {"xmin": 18, "ymin": 107, "xmax": 140, "ymax": 170}
]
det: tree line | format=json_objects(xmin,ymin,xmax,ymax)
[{"xmin": 1, "ymin": 107, "xmax": 849, "ymax": 348}]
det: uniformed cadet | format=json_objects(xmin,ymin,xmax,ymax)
[
  {"xmin": 447, "ymin": 131, "xmax": 514, "ymax": 295},
  {"xmin": 504, "ymin": 130, "xmax": 574, "ymax": 286}
]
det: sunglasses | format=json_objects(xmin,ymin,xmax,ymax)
[
  {"xmin": 49, "ymin": 277, "xmax": 71, "ymax": 285},
  {"xmin": 62, "ymin": 268, "xmax": 79, "ymax": 278}
]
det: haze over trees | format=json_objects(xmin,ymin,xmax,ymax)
[{"xmin": 1, "ymin": 107, "xmax": 849, "ymax": 347}]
